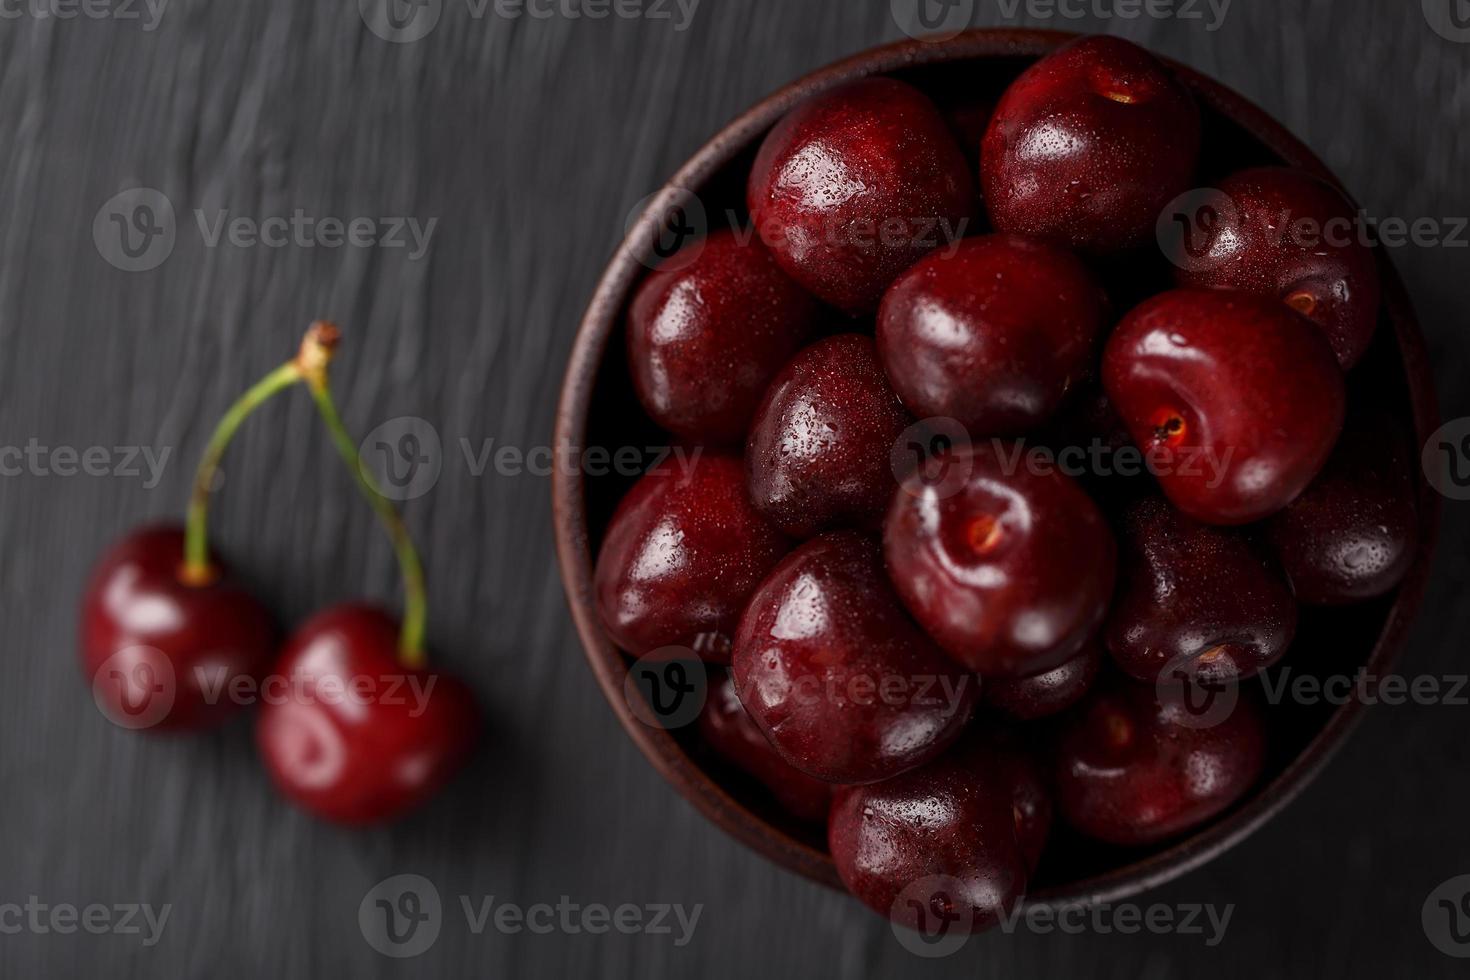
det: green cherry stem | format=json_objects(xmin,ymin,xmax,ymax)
[
  {"xmin": 182, "ymin": 330, "xmax": 329, "ymax": 586},
  {"xmin": 298, "ymin": 326, "xmax": 428, "ymax": 668}
]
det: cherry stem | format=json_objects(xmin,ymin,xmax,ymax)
[
  {"xmin": 299, "ymin": 329, "xmax": 428, "ymax": 668},
  {"xmin": 183, "ymin": 354, "xmax": 314, "ymax": 586}
]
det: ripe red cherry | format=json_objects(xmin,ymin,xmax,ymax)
[
  {"xmin": 1102, "ymin": 288, "xmax": 1346, "ymax": 525},
  {"xmin": 1106, "ymin": 497, "xmax": 1297, "ymax": 684},
  {"xmin": 746, "ymin": 334, "xmax": 913, "ymax": 538},
  {"xmin": 81, "ymin": 525, "xmax": 275, "ymax": 732},
  {"xmin": 1169, "ymin": 167, "xmax": 1381, "ymax": 369},
  {"xmin": 627, "ymin": 230, "xmax": 820, "ymax": 444},
  {"xmin": 698, "ymin": 671, "xmax": 831, "ymax": 823},
  {"xmin": 595, "ymin": 453, "xmax": 789, "ymax": 662},
  {"xmin": 255, "ymin": 604, "xmax": 479, "ymax": 826},
  {"xmin": 1054, "ymin": 673, "xmax": 1267, "ymax": 846},
  {"xmin": 884, "ymin": 443, "xmax": 1115, "ymax": 679},
  {"xmin": 983, "ymin": 641, "xmax": 1103, "ymax": 721},
  {"xmin": 828, "ymin": 732, "xmax": 1047, "ymax": 933},
  {"xmin": 1268, "ymin": 416, "xmax": 1419, "ymax": 604},
  {"xmin": 747, "ymin": 77, "xmax": 974, "ymax": 314},
  {"xmin": 733, "ymin": 531, "xmax": 975, "ymax": 784},
  {"xmin": 981, "ymin": 35, "xmax": 1200, "ymax": 252},
  {"xmin": 877, "ymin": 234, "xmax": 1107, "ymax": 434}
]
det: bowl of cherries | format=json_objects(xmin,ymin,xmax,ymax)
[{"xmin": 554, "ymin": 29, "xmax": 1438, "ymax": 932}]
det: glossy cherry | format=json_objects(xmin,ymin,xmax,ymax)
[
  {"xmin": 747, "ymin": 77, "xmax": 974, "ymax": 314},
  {"xmin": 1268, "ymin": 416, "xmax": 1418, "ymax": 604},
  {"xmin": 983, "ymin": 641, "xmax": 1103, "ymax": 721},
  {"xmin": 733, "ymin": 531, "xmax": 975, "ymax": 784},
  {"xmin": 698, "ymin": 670, "xmax": 831, "ymax": 823},
  {"xmin": 627, "ymin": 230, "xmax": 819, "ymax": 444},
  {"xmin": 1106, "ymin": 496, "xmax": 1297, "ymax": 684},
  {"xmin": 884, "ymin": 442, "xmax": 1116, "ymax": 678},
  {"xmin": 81, "ymin": 525, "xmax": 275, "ymax": 732},
  {"xmin": 1169, "ymin": 167, "xmax": 1381, "ymax": 369},
  {"xmin": 828, "ymin": 731, "xmax": 1048, "ymax": 932},
  {"xmin": 1054, "ymin": 673, "xmax": 1267, "ymax": 847},
  {"xmin": 981, "ymin": 35, "xmax": 1200, "ymax": 252},
  {"xmin": 595, "ymin": 453, "xmax": 790, "ymax": 662},
  {"xmin": 877, "ymin": 234, "xmax": 1107, "ymax": 434},
  {"xmin": 746, "ymin": 334, "xmax": 913, "ymax": 538},
  {"xmin": 255, "ymin": 604, "xmax": 479, "ymax": 826},
  {"xmin": 1102, "ymin": 288, "xmax": 1346, "ymax": 524}
]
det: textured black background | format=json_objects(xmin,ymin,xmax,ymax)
[{"xmin": 1, "ymin": 0, "xmax": 1468, "ymax": 976}]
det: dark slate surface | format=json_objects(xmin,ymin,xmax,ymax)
[{"xmin": 1, "ymin": 1, "xmax": 1468, "ymax": 976}]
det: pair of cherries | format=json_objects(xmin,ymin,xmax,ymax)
[
  {"xmin": 600, "ymin": 34, "xmax": 1418, "ymax": 932},
  {"xmin": 81, "ymin": 324, "xmax": 477, "ymax": 825}
]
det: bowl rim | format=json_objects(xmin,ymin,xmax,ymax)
[{"xmin": 552, "ymin": 27, "xmax": 1442, "ymax": 905}]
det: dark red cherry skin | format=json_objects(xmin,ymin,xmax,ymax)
[
  {"xmin": 627, "ymin": 230, "xmax": 820, "ymax": 444},
  {"xmin": 595, "ymin": 453, "xmax": 790, "ymax": 662},
  {"xmin": 1102, "ymin": 288, "xmax": 1346, "ymax": 525},
  {"xmin": 983, "ymin": 641, "xmax": 1103, "ymax": 721},
  {"xmin": 884, "ymin": 443, "xmax": 1116, "ymax": 679},
  {"xmin": 1268, "ymin": 417, "xmax": 1418, "ymax": 604},
  {"xmin": 81, "ymin": 525, "xmax": 275, "ymax": 732},
  {"xmin": 746, "ymin": 334, "xmax": 913, "ymax": 538},
  {"xmin": 1170, "ymin": 167, "xmax": 1381, "ymax": 369},
  {"xmin": 828, "ymin": 732, "xmax": 1043, "ymax": 932},
  {"xmin": 981, "ymin": 35, "xmax": 1200, "ymax": 252},
  {"xmin": 877, "ymin": 234, "xmax": 1107, "ymax": 434},
  {"xmin": 255, "ymin": 604, "xmax": 479, "ymax": 826},
  {"xmin": 733, "ymin": 531, "xmax": 975, "ymax": 784},
  {"xmin": 1106, "ymin": 497, "xmax": 1297, "ymax": 684},
  {"xmin": 1054, "ymin": 673, "xmax": 1267, "ymax": 847},
  {"xmin": 698, "ymin": 671, "xmax": 831, "ymax": 823},
  {"xmin": 747, "ymin": 77, "xmax": 974, "ymax": 314}
]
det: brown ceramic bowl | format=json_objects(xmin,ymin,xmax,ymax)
[{"xmin": 553, "ymin": 29, "xmax": 1439, "ymax": 905}]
